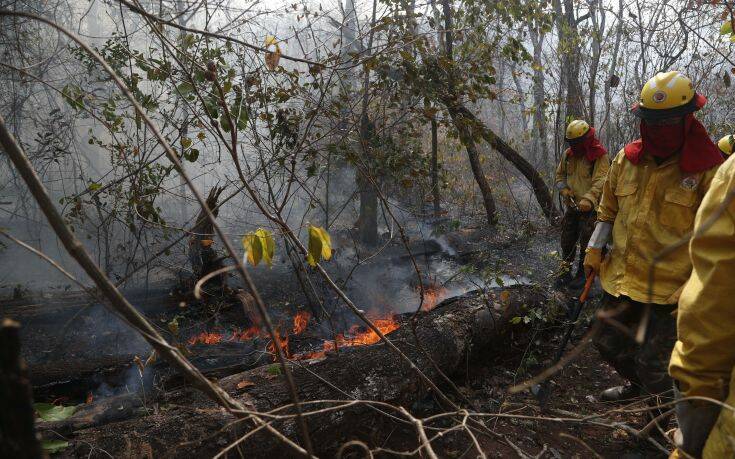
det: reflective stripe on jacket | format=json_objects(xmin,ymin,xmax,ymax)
[
  {"xmin": 554, "ymin": 149, "xmax": 610, "ymax": 207},
  {"xmin": 597, "ymin": 149, "xmax": 717, "ymax": 304}
]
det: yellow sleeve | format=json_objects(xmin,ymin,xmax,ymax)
[
  {"xmin": 555, "ymin": 154, "xmax": 567, "ymax": 188},
  {"xmin": 596, "ymin": 150, "xmax": 623, "ymax": 223},
  {"xmin": 582, "ymin": 153, "xmax": 610, "ymax": 207},
  {"xmin": 669, "ymin": 161, "xmax": 735, "ymax": 399}
]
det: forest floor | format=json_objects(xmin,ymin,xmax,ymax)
[
  {"xmin": 452, "ymin": 223, "xmax": 671, "ymax": 458},
  {"xmin": 10, "ymin": 219, "xmax": 674, "ymax": 457}
]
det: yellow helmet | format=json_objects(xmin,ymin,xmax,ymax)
[
  {"xmin": 633, "ymin": 71, "xmax": 706, "ymax": 119},
  {"xmin": 565, "ymin": 120, "xmax": 590, "ymax": 141},
  {"xmin": 718, "ymin": 135, "xmax": 734, "ymax": 156}
]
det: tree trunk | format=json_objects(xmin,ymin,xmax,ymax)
[
  {"xmin": 431, "ymin": 118, "xmax": 441, "ymax": 216},
  {"xmin": 0, "ymin": 319, "xmax": 42, "ymax": 459},
  {"xmin": 442, "ymin": 102, "xmax": 559, "ymax": 222},
  {"xmin": 59, "ymin": 287, "xmax": 545, "ymax": 458},
  {"xmin": 442, "ymin": 0, "xmax": 497, "ymax": 227},
  {"xmin": 445, "ymin": 106, "xmax": 498, "ymax": 226},
  {"xmin": 188, "ymin": 187, "xmax": 226, "ymax": 291}
]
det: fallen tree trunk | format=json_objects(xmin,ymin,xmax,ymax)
[{"xmin": 60, "ymin": 286, "xmax": 545, "ymax": 458}]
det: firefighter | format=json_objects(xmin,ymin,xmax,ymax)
[
  {"xmin": 668, "ymin": 155, "xmax": 735, "ymax": 458},
  {"xmin": 717, "ymin": 134, "xmax": 734, "ymax": 159},
  {"xmin": 583, "ymin": 71, "xmax": 723, "ymax": 403},
  {"xmin": 554, "ymin": 120, "xmax": 609, "ymax": 289}
]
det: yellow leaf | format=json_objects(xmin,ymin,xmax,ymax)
[
  {"xmin": 255, "ymin": 228, "xmax": 275, "ymax": 266},
  {"xmin": 264, "ymin": 35, "xmax": 278, "ymax": 47},
  {"xmin": 499, "ymin": 290, "xmax": 511, "ymax": 305},
  {"xmin": 721, "ymin": 20, "xmax": 733, "ymax": 35},
  {"xmin": 242, "ymin": 229, "xmax": 275, "ymax": 267},
  {"xmin": 307, "ymin": 225, "xmax": 332, "ymax": 267}
]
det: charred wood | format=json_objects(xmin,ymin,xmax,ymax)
[{"xmin": 60, "ymin": 286, "xmax": 546, "ymax": 458}]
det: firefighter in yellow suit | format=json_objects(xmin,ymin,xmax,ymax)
[
  {"xmin": 669, "ymin": 155, "xmax": 735, "ymax": 457},
  {"xmin": 583, "ymin": 71, "xmax": 723, "ymax": 403},
  {"xmin": 554, "ymin": 120, "xmax": 610, "ymax": 289}
]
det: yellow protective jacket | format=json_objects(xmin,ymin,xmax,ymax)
[
  {"xmin": 554, "ymin": 149, "xmax": 610, "ymax": 207},
  {"xmin": 597, "ymin": 149, "xmax": 718, "ymax": 304},
  {"xmin": 669, "ymin": 156, "xmax": 735, "ymax": 458}
]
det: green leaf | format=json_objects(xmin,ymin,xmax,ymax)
[
  {"xmin": 34, "ymin": 403, "xmax": 76, "ymax": 422},
  {"xmin": 721, "ymin": 20, "xmax": 733, "ymax": 35},
  {"xmin": 184, "ymin": 148, "xmax": 199, "ymax": 163},
  {"xmin": 266, "ymin": 364, "xmax": 282, "ymax": 375},
  {"xmin": 180, "ymin": 137, "xmax": 192, "ymax": 149},
  {"xmin": 176, "ymin": 82, "xmax": 194, "ymax": 95},
  {"xmin": 306, "ymin": 225, "xmax": 332, "ymax": 267},
  {"xmin": 87, "ymin": 182, "xmax": 102, "ymax": 192},
  {"xmin": 42, "ymin": 440, "xmax": 69, "ymax": 454}
]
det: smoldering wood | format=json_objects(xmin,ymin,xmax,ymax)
[
  {"xmin": 59, "ymin": 286, "xmax": 545, "ymax": 458},
  {"xmin": 0, "ymin": 319, "xmax": 43, "ymax": 459}
]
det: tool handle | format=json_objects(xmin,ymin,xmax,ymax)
[{"xmin": 579, "ymin": 273, "xmax": 595, "ymax": 303}]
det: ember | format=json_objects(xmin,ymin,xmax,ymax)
[
  {"xmin": 188, "ymin": 308, "xmax": 401, "ymax": 362},
  {"xmin": 187, "ymin": 331, "xmax": 224, "ymax": 345},
  {"xmin": 294, "ymin": 316, "xmax": 400, "ymax": 360}
]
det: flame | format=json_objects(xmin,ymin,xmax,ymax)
[
  {"xmin": 421, "ymin": 284, "xmax": 447, "ymax": 311},
  {"xmin": 266, "ymin": 329, "xmax": 290, "ymax": 361},
  {"xmin": 292, "ymin": 310, "xmax": 310, "ymax": 335},
  {"xmin": 294, "ymin": 316, "xmax": 400, "ymax": 360},
  {"xmin": 187, "ymin": 309, "xmax": 401, "ymax": 362},
  {"xmin": 188, "ymin": 331, "xmax": 224, "ymax": 345}
]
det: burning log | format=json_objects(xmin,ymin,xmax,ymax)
[{"xmin": 59, "ymin": 286, "xmax": 547, "ymax": 458}]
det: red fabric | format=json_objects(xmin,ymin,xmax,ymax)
[
  {"xmin": 567, "ymin": 127, "xmax": 607, "ymax": 162},
  {"xmin": 623, "ymin": 114, "xmax": 723, "ymax": 173}
]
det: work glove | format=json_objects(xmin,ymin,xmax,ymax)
[
  {"xmin": 577, "ymin": 198, "xmax": 593, "ymax": 212},
  {"xmin": 560, "ymin": 187, "xmax": 574, "ymax": 198},
  {"xmin": 673, "ymin": 384, "xmax": 722, "ymax": 459},
  {"xmin": 583, "ymin": 247, "xmax": 602, "ymax": 278}
]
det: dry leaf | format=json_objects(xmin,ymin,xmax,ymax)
[
  {"xmin": 499, "ymin": 290, "xmax": 511, "ymax": 305},
  {"xmin": 236, "ymin": 380, "xmax": 256, "ymax": 389}
]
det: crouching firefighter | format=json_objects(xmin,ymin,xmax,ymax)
[
  {"xmin": 583, "ymin": 71, "xmax": 723, "ymax": 404},
  {"xmin": 668, "ymin": 155, "xmax": 735, "ymax": 458},
  {"xmin": 554, "ymin": 120, "xmax": 609, "ymax": 289}
]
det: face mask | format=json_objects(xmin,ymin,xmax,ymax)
[
  {"xmin": 640, "ymin": 119, "xmax": 685, "ymax": 158},
  {"xmin": 570, "ymin": 141, "xmax": 587, "ymax": 157}
]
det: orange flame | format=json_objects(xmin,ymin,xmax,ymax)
[
  {"xmin": 188, "ymin": 331, "xmax": 224, "ymax": 345},
  {"xmin": 421, "ymin": 284, "xmax": 447, "ymax": 311},
  {"xmin": 292, "ymin": 310, "xmax": 310, "ymax": 335},
  {"xmin": 295, "ymin": 316, "xmax": 400, "ymax": 360},
  {"xmin": 266, "ymin": 329, "xmax": 290, "ymax": 361}
]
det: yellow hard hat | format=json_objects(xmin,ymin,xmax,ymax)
[
  {"xmin": 718, "ymin": 135, "xmax": 734, "ymax": 156},
  {"xmin": 565, "ymin": 120, "xmax": 590, "ymax": 141},
  {"xmin": 633, "ymin": 71, "xmax": 706, "ymax": 119}
]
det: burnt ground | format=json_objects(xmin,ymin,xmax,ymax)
[
  {"xmin": 447, "ymin": 223, "xmax": 672, "ymax": 458},
  {"xmin": 6, "ymin": 221, "xmax": 674, "ymax": 458}
]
